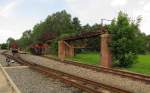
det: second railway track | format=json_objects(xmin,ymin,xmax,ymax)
[
  {"xmin": 43, "ymin": 56, "xmax": 150, "ymax": 84},
  {"xmin": 3, "ymin": 53, "xmax": 132, "ymax": 93}
]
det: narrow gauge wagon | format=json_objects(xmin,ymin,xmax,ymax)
[{"xmin": 30, "ymin": 43, "xmax": 48, "ymax": 55}]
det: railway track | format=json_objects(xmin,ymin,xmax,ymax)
[
  {"xmin": 43, "ymin": 56, "xmax": 150, "ymax": 84},
  {"xmin": 2, "ymin": 53, "xmax": 132, "ymax": 93}
]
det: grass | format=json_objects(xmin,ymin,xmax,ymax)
[
  {"xmin": 68, "ymin": 52, "xmax": 100, "ymax": 65},
  {"xmin": 69, "ymin": 52, "xmax": 150, "ymax": 75},
  {"xmin": 125, "ymin": 55, "xmax": 150, "ymax": 75}
]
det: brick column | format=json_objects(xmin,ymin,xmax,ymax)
[
  {"xmin": 58, "ymin": 40, "xmax": 65, "ymax": 61},
  {"xmin": 100, "ymin": 34, "xmax": 112, "ymax": 68}
]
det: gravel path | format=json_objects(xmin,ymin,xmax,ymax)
[
  {"xmin": 0, "ymin": 68, "xmax": 12, "ymax": 93},
  {"xmin": 5, "ymin": 67, "xmax": 84, "ymax": 93},
  {"xmin": 19, "ymin": 54, "xmax": 150, "ymax": 93}
]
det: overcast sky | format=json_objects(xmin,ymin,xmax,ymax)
[{"xmin": 0, "ymin": 0, "xmax": 150, "ymax": 43}]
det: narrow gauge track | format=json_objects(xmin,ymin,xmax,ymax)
[
  {"xmin": 3, "ymin": 53, "xmax": 131, "ymax": 93},
  {"xmin": 43, "ymin": 56, "xmax": 150, "ymax": 84}
]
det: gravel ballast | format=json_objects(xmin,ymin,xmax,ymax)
[
  {"xmin": 18, "ymin": 54, "xmax": 150, "ymax": 93},
  {"xmin": 5, "ymin": 67, "xmax": 83, "ymax": 93},
  {"xmin": 0, "ymin": 54, "xmax": 20, "ymax": 67}
]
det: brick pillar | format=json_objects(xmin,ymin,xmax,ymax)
[
  {"xmin": 58, "ymin": 40, "xmax": 65, "ymax": 61},
  {"xmin": 100, "ymin": 34, "xmax": 112, "ymax": 68}
]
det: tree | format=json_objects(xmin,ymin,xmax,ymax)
[
  {"xmin": 7, "ymin": 37, "xmax": 15, "ymax": 49},
  {"xmin": 86, "ymin": 24, "xmax": 102, "ymax": 51},
  {"xmin": 72, "ymin": 17, "xmax": 81, "ymax": 33},
  {"xmin": 109, "ymin": 12, "xmax": 142, "ymax": 67},
  {"xmin": 1, "ymin": 43, "xmax": 8, "ymax": 49},
  {"xmin": 31, "ymin": 10, "xmax": 76, "ymax": 43},
  {"xmin": 16, "ymin": 30, "xmax": 32, "ymax": 50},
  {"xmin": 145, "ymin": 35, "xmax": 150, "ymax": 53},
  {"xmin": 22, "ymin": 30, "xmax": 31, "ymax": 38},
  {"xmin": 26, "ymin": 10, "xmax": 79, "ymax": 54},
  {"xmin": 17, "ymin": 37, "xmax": 31, "ymax": 49},
  {"xmin": 135, "ymin": 32, "xmax": 147, "ymax": 54},
  {"xmin": 81, "ymin": 24, "xmax": 91, "ymax": 32},
  {"xmin": 7, "ymin": 37, "xmax": 15, "ymax": 43}
]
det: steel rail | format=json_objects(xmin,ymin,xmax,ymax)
[
  {"xmin": 43, "ymin": 56, "xmax": 150, "ymax": 84},
  {"xmin": 3, "ymin": 53, "xmax": 131, "ymax": 93}
]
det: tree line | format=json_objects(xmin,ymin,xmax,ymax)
[{"xmin": 2, "ymin": 10, "xmax": 150, "ymax": 67}]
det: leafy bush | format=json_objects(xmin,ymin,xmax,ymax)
[
  {"xmin": 109, "ymin": 12, "xmax": 141, "ymax": 67},
  {"xmin": 50, "ymin": 39, "xmax": 58, "ymax": 55},
  {"xmin": 1, "ymin": 43, "xmax": 8, "ymax": 49}
]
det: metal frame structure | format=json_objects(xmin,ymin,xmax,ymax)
[{"xmin": 58, "ymin": 28, "xmax": 112, "ymax": 68}]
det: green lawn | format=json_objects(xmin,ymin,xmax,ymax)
[
  {"xmin": 69, "ymin": 52, "xmax": 150, "ymax": 75},
  {"xmin": 125, "ymin": 55, "xmax": 150, "ymax": 75},
  {"xmin": 68, "ymin": 52, "xmax": 100, "ymax": 65}
]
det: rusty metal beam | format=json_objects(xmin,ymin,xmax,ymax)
[{"xmin": 62, "ymin": 28, "xmax": 107, "ymax": 41}]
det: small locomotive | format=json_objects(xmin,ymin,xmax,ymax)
[{"xmin": 10, "ymin": 42, "xmax": 18, "ymax": 56}]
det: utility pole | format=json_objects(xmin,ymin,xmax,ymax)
[{"xmin": 101, "ymin": 19, "xmax": 112, "ymax": 26}]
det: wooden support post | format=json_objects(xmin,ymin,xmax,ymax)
[
  {"xmin": 58, "ymin": 40, "xmax": 65, "ymax": 61},
  {"xmin": 100, "ymin": 34, "xmax": 112, "ymax": 68}
]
